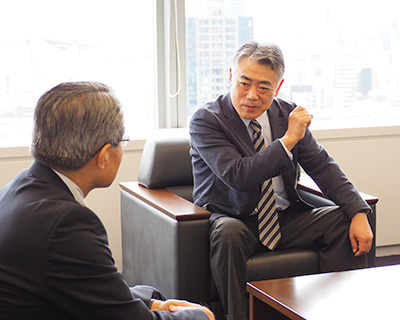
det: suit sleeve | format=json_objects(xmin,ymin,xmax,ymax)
[
  {"xmin": 41, "ymin": 204, "xmax": 208, "ymax": 320},
  {"xmin": 296, "ymin": 126, "xmax": 371, "ymax": 219}
]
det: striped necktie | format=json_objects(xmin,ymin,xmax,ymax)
[{"xmin": 250, "ymin": 119, "xmax": 281, "ymax": 250}]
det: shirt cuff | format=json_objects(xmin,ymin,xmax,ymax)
[
  {"xmin": 279, "ymin": 138, "xmax": 293, "ymax": 160},
  {"xmin": 147, "ymin": 298, "xmax": 155, "ymax": 309}
]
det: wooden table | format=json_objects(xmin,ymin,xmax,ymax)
[{"xmin": 247, "ymin": 265, "xmax": 400, "ymax": 320}]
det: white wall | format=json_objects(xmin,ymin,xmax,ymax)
[{"xmin": 1, "ymin": 127, "xmax": 399, "ymax": 270}]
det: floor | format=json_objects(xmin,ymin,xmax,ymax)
[{"xmin": 374, "ymin": 255, "xmax": 400, "ymax": 267}]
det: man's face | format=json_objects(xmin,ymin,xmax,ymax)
[{"xmin": 229, "ymin": 57, "xmax": 284, "ymax": 119}]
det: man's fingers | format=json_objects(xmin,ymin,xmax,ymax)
[{"xmin": 350, "ymin": 234, "xmax": 359, "ymax": 254}]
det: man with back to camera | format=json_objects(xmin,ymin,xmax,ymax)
[
  {"xmin": 189, "ymin": 40, "xmax": 373, "ymax": 320},
  {"xmin": 0, "ymin": 82, "xmax": 214, "ymax": 320}
]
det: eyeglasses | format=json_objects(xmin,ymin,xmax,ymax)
[
  {"xmin": 120, "ymin": 136, "xmax": 130, "ymax": 147},
  {"xmin": 92, "ymin": 135, "xmax": 130, "ymax": 157}
]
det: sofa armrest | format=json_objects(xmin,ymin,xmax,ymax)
[
  {"xmin": 298, "ymin": 173, "xmax": 378, "ymax": 206},
  {"xmin": 120, "ymin": 181, "xmax": 210, "ymax": 221},
  {"xmin": 120, "ymin": 182, "xmax": 211, "ymax": 304},
  {"xmin": 298, "ymin": 173, "xmax": 378, "ymax": 267}
]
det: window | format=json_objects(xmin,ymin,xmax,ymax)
[
  {"xmin": 2, "ymin": 1, "xmax": 399, "ymax": 149},
  {"xmin": 0, "ymin": 0, "xmax": 155, "ymax": 147},
  {"xmin": 185, "ymin": 0, "xmax": 400, "ymax": 130}
]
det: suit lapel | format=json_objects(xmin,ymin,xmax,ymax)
[
  {"xmin": 268, "ymin": 99, "xmax": 288, "ymax": 141},
  {"xmin": 267, "ymin": 99, "xmax": 303, "ymax": 203},
  {"xmin": 219, "ymin": 93, "xmax": 255, "ymax": 155}
]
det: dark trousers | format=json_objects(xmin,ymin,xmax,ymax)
[{"xmin": 209, "ymin": 206, "xmax": 367, "ymax": 320}]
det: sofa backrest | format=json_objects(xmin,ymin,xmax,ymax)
[{"xmin": 137, "ymin": 134, "xmax": 194, "ymax": 201}]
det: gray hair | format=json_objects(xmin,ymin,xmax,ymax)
[
  {"xmin": 31, "ymin": 82, "xmax": 125, "ymax": 171},
  {"xmin": 232, "ymin": 40, "xmax": 285, "ymax": 81}
]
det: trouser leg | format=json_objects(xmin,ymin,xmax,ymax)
[
  {"xmin": 209, "ymin": 206, "xmax": 368, "ymax": 320},
  {"xmin": 277, "ymin": 205, "xmax": 368, "ymax": 272},
  {"xmin": 209, "ymin": 216, "xmax": 259, "ymax": 320}
]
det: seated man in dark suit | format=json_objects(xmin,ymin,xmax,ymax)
[
  {"xmin": 189, "ymin": 40, "xmax": 373, "ymax": 320},
  {"xmin": 0, "ymin": 82, "xmax": 214, "ymax": 320}
]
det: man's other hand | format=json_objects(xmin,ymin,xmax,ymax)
[{"xmin": 349, "ymin": 212, "xmax": 373, "ymax": 256}]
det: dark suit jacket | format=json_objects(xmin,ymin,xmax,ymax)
[
  {"xmin": 189, "ymin": 92, "xmax": 371, "ymax": 221},
  {"xmin": 0, "ymin": 161, "xmax": 207, "ymax": 320}
]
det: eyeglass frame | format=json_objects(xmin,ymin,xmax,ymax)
[
  {"xmin": 92, "ymin": 135, "xmax": 130, "ymax": 157},
  {"xmin": 119, "ymin": 136, "xmax": 130, "ymax": 147}
]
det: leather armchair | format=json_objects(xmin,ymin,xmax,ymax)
[{"xmin": 120, "ymin": 134, "xmax": 377, "ymax": 310}]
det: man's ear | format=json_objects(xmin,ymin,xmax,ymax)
[{"xmin": 94, "ymin": 144, "xmax": 111, "ymax": 170}]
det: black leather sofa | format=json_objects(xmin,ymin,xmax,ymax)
[{"xmin": 120, "ymin": 134, "xmax": 377, "ymax": 315}]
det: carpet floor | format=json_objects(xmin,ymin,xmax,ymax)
[{"xmin": 374, "ymin": 254, "xmax": 400, "ymax": 267}]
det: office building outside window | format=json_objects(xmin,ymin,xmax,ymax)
[{"xmin": 185, "ymin": 0, "xmax": 400, "ymax": 130}]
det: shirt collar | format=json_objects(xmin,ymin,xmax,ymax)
[
  {"xmin": 53, "ymin": 170, "xmax": 88, "ymax": 207},
  {"xmin": 240, "ymin": 111, "xmax": 268, "ymax": 127}
]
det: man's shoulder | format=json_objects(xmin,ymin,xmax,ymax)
[
  {"xmin": 0, "ymin": 166, "xmax": 82, "ymax": 218},
  {"xmin": 271, "ymin": 97, "xmax": 296, "ymax": 110},
  {"xmin": 267, "ymin": 98, "xmax": 297, "ymax": 121},
  {"xmin": 191, "ymin": 93, "xmax": 237, "ymax": 130},
  {"xmin": 193, "ymin": 93, "xmax": 231, "ymax": 116}
]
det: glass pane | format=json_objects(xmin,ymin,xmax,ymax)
[
  {"xmin": 185, "ymin": 0, "xmax": 400, "ymax": 130},
  {"xmin": 0, "ymin": 0, "xmax": 155, "ymax": 147}
]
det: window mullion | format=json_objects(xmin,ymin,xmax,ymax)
[
  {"xmin": 156, "ymin": 0, "xmax": 186, "ymax": 129},
  {"xmin": 176, "ymin": 0, "xmax": 187, "ymax": 128}
]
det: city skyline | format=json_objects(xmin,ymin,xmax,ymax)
[{"xmin": 186, "ymin": 0, "xmax": 400, "ymax": 129}]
